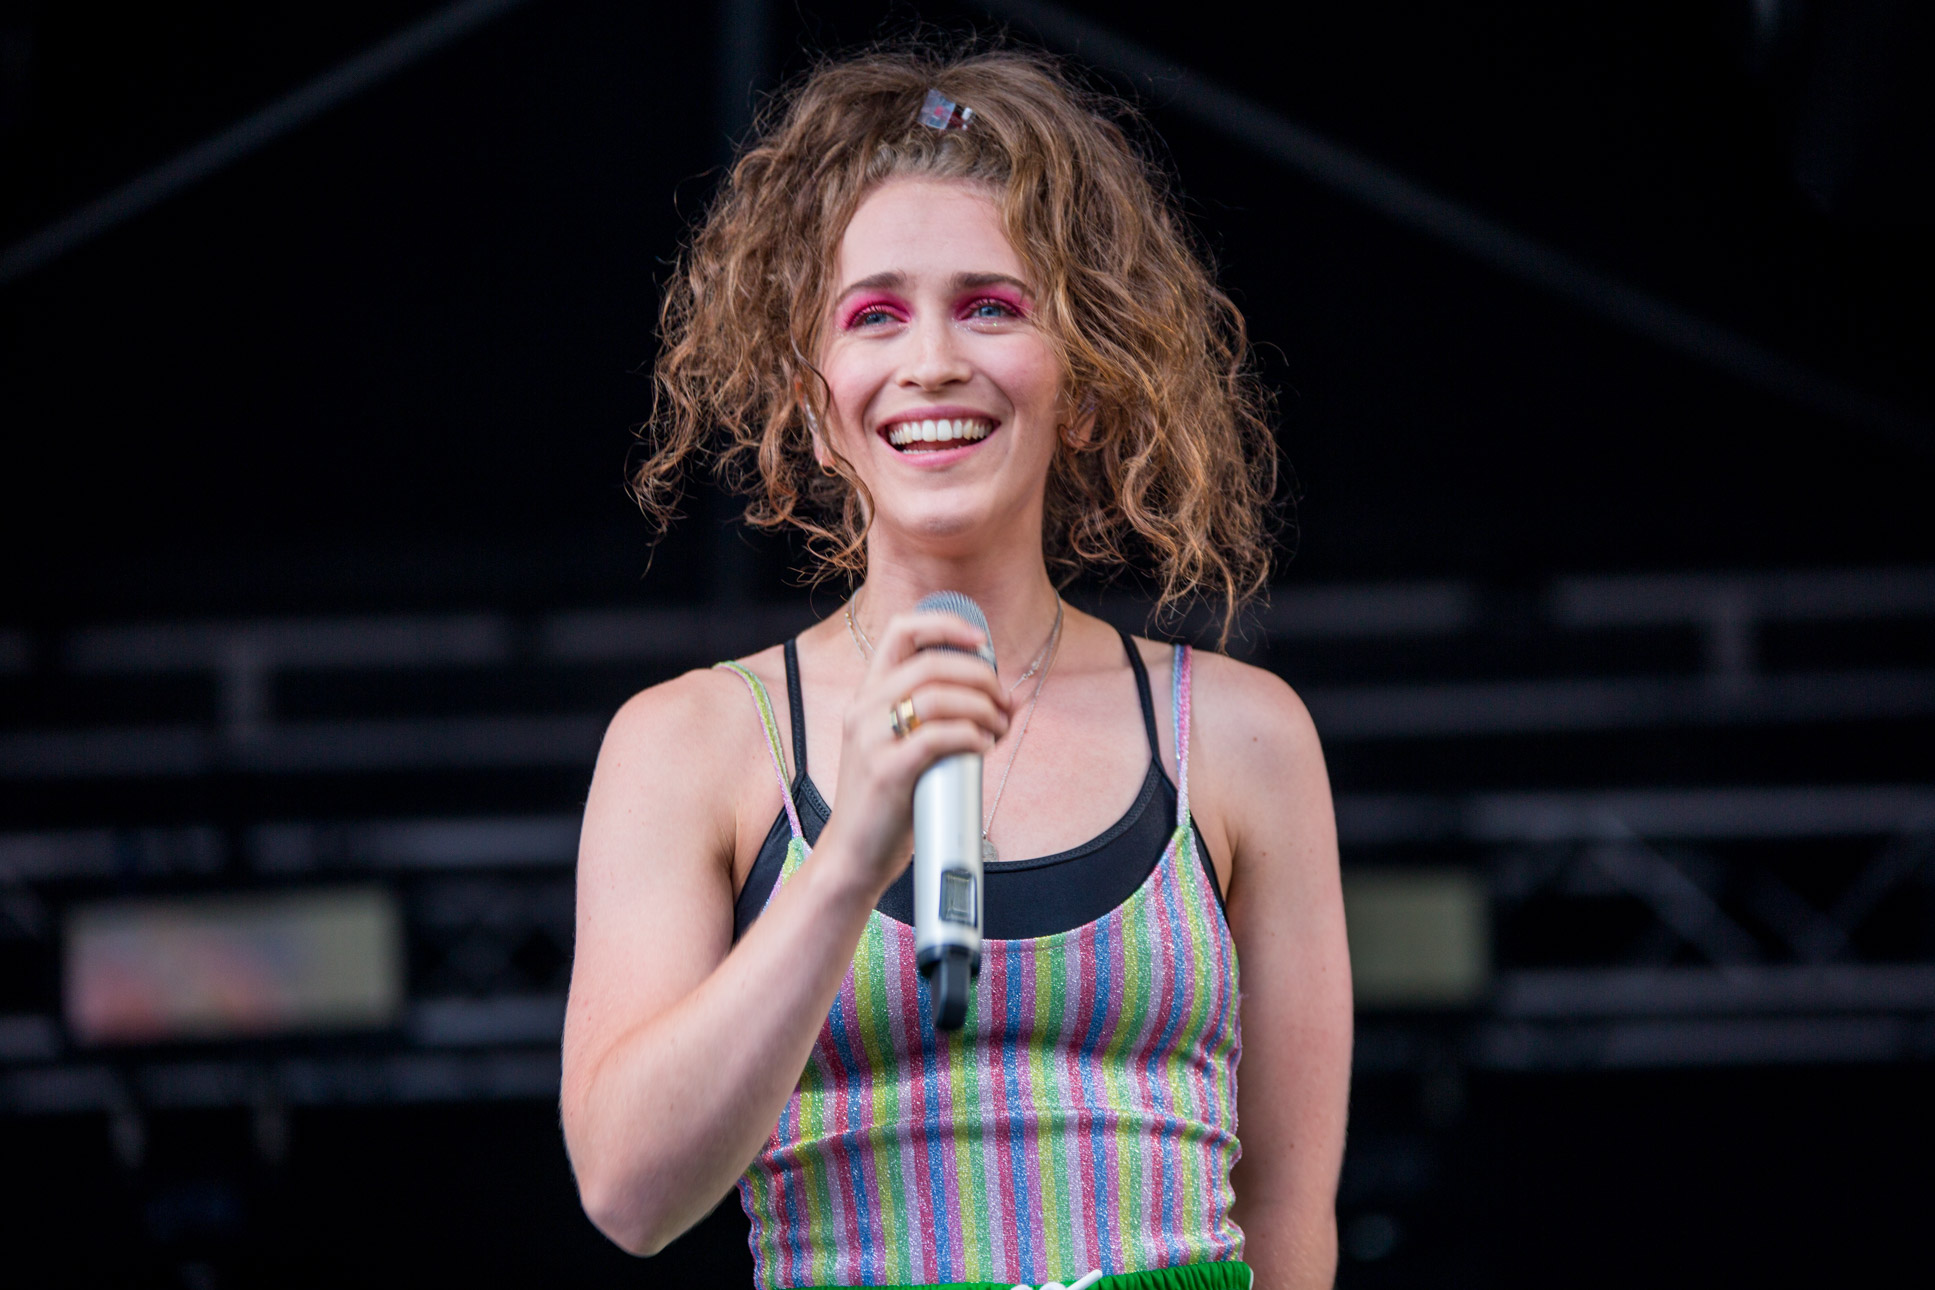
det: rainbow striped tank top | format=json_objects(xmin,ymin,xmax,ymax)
[{"xmin": 718, "ymin": 644, "xmax": 1241, "ymax": 1289}]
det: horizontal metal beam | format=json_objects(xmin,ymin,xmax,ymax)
[
  {"xmin": 540, "ymin": 603, "xmax": 822, "ymax": 663},
  {"xmin": 0, "ymin": 714, "xmax": 607, "ymax": 779},
  {"xmin": 409, "ymin": 994, "xmax": 566, "ymax": 1047},
  {"xmin": 253, "ymin": 816, "xmax": 579, "ymax": 872},
  {"xmin": 0, "ymin": 1049, "xmax": 560, "ymax": 1113},
  {"xmin": 1088, "ymin": 582, "xmax": 1476, "ymax": 644},
  {"xmin": 1495, "ymin": 965, "xmax": 1935, "ymax": 1018},
  {"xmin": 1553, "ymin": 568, "xmax": 1935, "ymax": 628},
  {"xmin": 1472, "ymin": 1015, "xmax": 1935, "ymax": 1070},
  {"xmin": 1304, "ymin": 669, "xmax": 1935, "ymax": 740},
  {"xmin": 69, "ymin": 614, "xmax": 513, "ymax": 673},
  {"xmin": 1337, "ymin": 785, "xmax": 1935, "ymax": 845},
  {"xmin": 0, "ymin": 998, "xmax": 568, "ymax": 1069},
  {"xmin": 0, "ymin": 817, "xmax": 584, "ymax": 880},
  {"xmin": 0, "ymin": 826, "xmax": 227, "ymax": 880}
]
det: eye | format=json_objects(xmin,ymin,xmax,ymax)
[
  {"xmin": 842, "ymin": 297, "xmax": 907, "ymax": 330},
  {"xmin": 963, "ymin": 296, "xmax": 1023, "ymax": 321}
]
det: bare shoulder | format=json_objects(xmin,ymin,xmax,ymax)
[
  {"xmin": 596, "ymin": 644, "xmax": 785, "ymax": 776},
  {"xmin": 1123, "ymin": 635, "xmax": 1319, "ymax": 763},
  {"xmin": 1160, "ymin": 645, "xmax": 1334, "ymax": 896},
  {"xmin": 583, "ymin": 653, "xmax": 792, "ymax": 882},
  {"xmin": 575, "ymin": 650, "xmax": 796, "ymax": 964},
  {"xmin": 1186, "ymin": 648, "xmax": 1323, "ymax": 767},
  {"xmin": 599, "ymin": 665, "xmax": 755, "ymax": 778}
]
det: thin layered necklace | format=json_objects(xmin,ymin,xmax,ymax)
[{"xmin": 845, "ymin": 590, "xmax": 1064, "ymax": 864}]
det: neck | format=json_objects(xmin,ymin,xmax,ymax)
[{"xmin": 855, "ymin": 541, "xmax": 1061, "ymax": 678}]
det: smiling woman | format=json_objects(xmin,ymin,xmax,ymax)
[
  {"xmin": 636, "ymin": 45, "xmax": 1277, "ymax": 633},
  {"xmin": 563, "ymin": 41, "xmax": 1351, "ymax": 1290}
]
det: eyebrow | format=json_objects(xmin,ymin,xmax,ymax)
[{"xmin": 834, "ymin": 270, "xmax": 1033, "ymax": 299}]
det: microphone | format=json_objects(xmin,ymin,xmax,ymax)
[{"xmin": 911, "ymin": 590, "xmax": 995, "ymax": 1030}]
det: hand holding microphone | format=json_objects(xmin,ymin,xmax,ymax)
[
  {"xmin": 907, "ymin": 591, "xmax": 997, "ymax": 1029},
  {"xmin": 818, "ymin": 599, "xmax": 1009, "ymax": 997}
]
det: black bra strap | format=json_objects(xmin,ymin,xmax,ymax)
[
  {"xmin": 1117, "ymin": 627, "xmax": 1162, "ymax": 761},
  {"xmin": 783, "ymin": 637, "xmax": 808, "ymax": 783}
]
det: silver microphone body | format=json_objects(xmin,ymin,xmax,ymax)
[{"xmin": 910, "ymin": 590, "xmax": 993, "ymax": 1030}]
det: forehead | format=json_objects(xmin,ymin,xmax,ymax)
[{"xmin": 834, "ymin": 177, "xmax": 1024, "ymax": 287}]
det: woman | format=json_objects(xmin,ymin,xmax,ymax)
[{"xmin": 562, "ymin": 45, "xmax": 1351, "ymax": 1290}]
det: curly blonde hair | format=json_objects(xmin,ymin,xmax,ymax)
[{"xmin": 636, "ymin": 41, "xmax": 1278, "ymax": 640}]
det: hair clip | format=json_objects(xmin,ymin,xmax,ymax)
[{"xmin": 918, "ymin": 87, "xmax": 974, "ymax": 132}]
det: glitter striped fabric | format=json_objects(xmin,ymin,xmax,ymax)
[{"xmin": 716, "ymin": 645, "xmax": 1242, "ymax": 1289}]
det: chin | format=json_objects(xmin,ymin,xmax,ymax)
[
  {"xmin": 906, "ymin": 507, "xmax": 990, "ymax": 545},
  {"xmin": 881, "ymin": 497, "xmax": 1017, "ymax": 551}
]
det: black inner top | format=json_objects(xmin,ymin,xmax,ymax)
[{"xmin": 732, "ymin": 628, "xmax": 1222, "ymax": 941}]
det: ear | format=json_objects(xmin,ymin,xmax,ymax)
[
  {"xmin": 1060, "ymin": 391, "xmax": 1099, "ymax": 451},
  {"xmin": 795, "ymin": 379, "xmax": 832, "ymax": 471},
  {"xmin": 805, "ymin": 404, "xmax": 831, "ymax": 470}
]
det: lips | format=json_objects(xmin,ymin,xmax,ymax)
[{"xmin": 882, "ymin": 416, "xmax": 995, "ymax": 452}]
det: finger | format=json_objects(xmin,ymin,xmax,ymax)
[
  {"xmin": 875, "ymin": 610, "xmax": 991, "ymax": 666},
  {"xmin": 875, "ymin": 649, "xmax": 1011, "ymax": 712},
  {"xmin": 883, "ymin": 687, "xmax": 1009, "ymax": 740},
  {"xmin": 892, "ymin": 717, "xmax": 1000, "ymax": 766},
  {"xmin": 857, "ymin": 684, "xmax": 1007, "ymax": 751}
]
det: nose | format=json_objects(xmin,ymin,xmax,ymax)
[{"xmin": 899, "ymin": 313, "xmax": 971, "ymax": 391}]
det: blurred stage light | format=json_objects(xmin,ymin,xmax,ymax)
[
  {"xmin": 64, "ymin": 888, "xmax": 403, "ymax": 1044},
  {"xmin": 1344, "ymin": 869, "xmax": 1490, "ymax": 1008}
]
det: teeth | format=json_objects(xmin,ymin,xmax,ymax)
[{"xmin": 886, "ymin": 418, "xmax": 993, "ymax": 448}]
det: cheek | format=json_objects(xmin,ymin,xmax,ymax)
[
  {"xmin": 992, "ymin": 346, "xmax": 1066, "ymax": 421},
  {"xmin": 828, "ymin": 390, "xmax": 876, "ymax": 448},
  {"xmin": 819, "ymin": 356, "xmax": 883, "ymax": 436}
]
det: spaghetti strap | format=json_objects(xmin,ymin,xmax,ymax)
[
  {"xmin": 1117, "ymin": 627, "xmax": 1163, "ymax": 761},
  {"xmin": 1172, "ymin": 643, "xmax": 1193, "ymax": 827},
  {"xmin": 714, "ymin": 661, "xmax": 805, "ymax": 842},
  {"xmin": 782, "ymin": 638, "xmax": 808, "ymax": 782}
]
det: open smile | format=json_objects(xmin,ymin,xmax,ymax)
[{"xmin": 881, "ymin": 416, "xmax": 996, "ymax": 453}]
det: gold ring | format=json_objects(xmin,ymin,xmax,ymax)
[{"xmin": 890, "ymin": 697, "xmax": 919, "ymax": 739}]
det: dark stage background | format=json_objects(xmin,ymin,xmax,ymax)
[{"xmin": 3, "ymin": 1, "xmax": 1932, "ymax": 1285}]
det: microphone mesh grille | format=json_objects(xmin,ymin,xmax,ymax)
[
  {"xmin": 913, "ymin": 590, "xmax": 989, "ymax": 636},
  {"xmin": 913, "ymin": 591, "xmax": 995, "ymax": 673}
]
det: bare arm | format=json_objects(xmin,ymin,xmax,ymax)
[
  {"xmin": 1195, "ymin": 655, "xmax": 1353, "ymax": 1289},
  {"xmin": 560, "ymin": 614, "xmax": 1010, "ymax": 1255}
]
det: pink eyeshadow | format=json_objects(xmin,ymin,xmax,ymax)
[
  {"xmin": 963, "ymin": 289, "xmax": 1030, "ymax": 317},
  {"xmin": 842, "ymin": 295, "xmax": 908, "ymax": 328}
]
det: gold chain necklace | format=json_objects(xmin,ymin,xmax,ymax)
[
  {"xmin": 979, "ymin": 605, "xmax": 1062, "ymax": 864},
  {"xmin": 845, "ymin": 591, "xmax": 1062, "ymax": 699}
]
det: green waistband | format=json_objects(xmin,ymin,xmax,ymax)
[{"xmin": 802, "ymin": 1262, "xmax": 1252, "ymax": 1290}]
